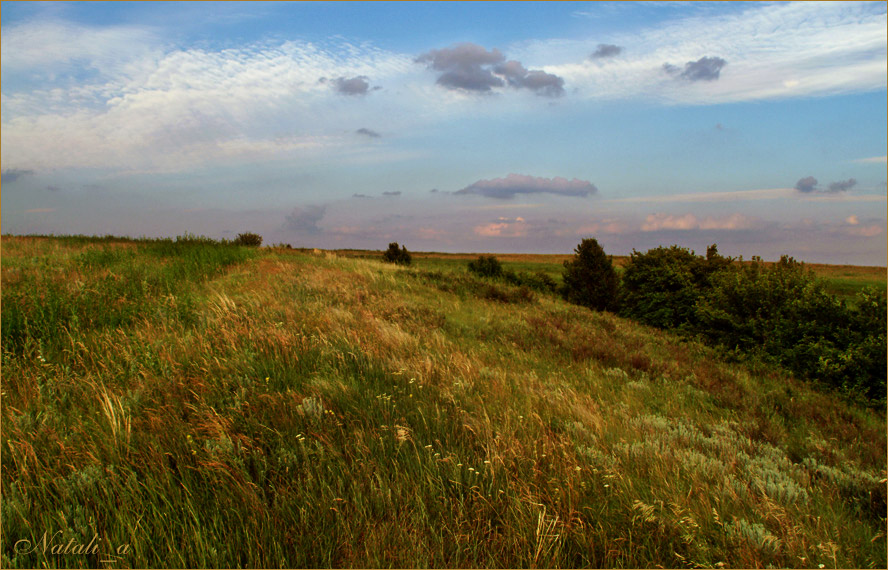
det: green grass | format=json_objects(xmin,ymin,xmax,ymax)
[{"xmin": 2, "ymin": 236, "xmax": 886, "ymax": 568}]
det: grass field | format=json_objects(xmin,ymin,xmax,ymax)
[{"xmin": 2, "ymin": 235, "xmax": 886, "ymax": 568}]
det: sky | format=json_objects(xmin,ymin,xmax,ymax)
[{"xmin": 2, "ymin": 1, "xmax": 886, "ymax": 265}]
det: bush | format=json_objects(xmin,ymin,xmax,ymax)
[
  {"xmin": 468, "ymin": 255, "xmax": 503, "ymax": 278},
  {"xmin": 562, "ymin": 238, "xmax": 619, "ymax": 311},
  {"xmin": 504, "ymin": 269, "xmax": 559, "ymax": 294},
  {"xmin": 382, "ymin": 242, "xmax": 412, "ymax": 266},
  {"xmin": 619, "ymin": 244, "xmax": 732, "ymax": 329},
  {"xmin": 695, "ymin": 256, "xmax": 886, "ymax": 403},
  {"xmin": 234, "ymin": 232, "xmax": 263, "ymax": 247}
]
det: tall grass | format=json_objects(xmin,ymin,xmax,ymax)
[{"xmin": 1, "ymin": 236, "xmax": 885, "ymax": 568}]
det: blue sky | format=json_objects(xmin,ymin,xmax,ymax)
[{"xmin": 2, "ymin": 1, "xmax": 886, "ymax": 264}]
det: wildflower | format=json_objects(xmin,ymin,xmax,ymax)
[
  {"xmin": 604, "ymin": 484, "xmax": 610, "ymax": 488},
  {"xmin": 457, "ymin": 463, "xmax": 463, "ymax": 467},
  {"xmin": 484, "ymin": 460, "xmax": 490, "ymax": 464},
  {"xmin": 575, "ymin": 467, "xmax": 582, "ymax": 471}
]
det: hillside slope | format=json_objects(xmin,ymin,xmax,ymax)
[{"xmin": 1, "ymin": 236, "xmax": 885, "ymax": 568}]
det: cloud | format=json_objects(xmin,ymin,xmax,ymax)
[
  {"xmin": 493, "ymin": 60, "xmax": 565, "ymax": 97},
  {"xmin": 415, "ymin": 42, "xmax": 565, "ymax": 97},
  {"xmin": 609, "ymin": 187, "xmax": 794, "ymax": 204},
  {"xmin": 283, "ymin": 205, "xmax": 326, "ymax": 234},
  {"xmin": 356, "ymin": 128, "xmax": 381, "ymax": 138},
  {"xmin": 1, "ymin": 168, "xmax": 35, "ymax": 183},
  {"xmin": 664, "ymin": 56, "xmax": 727, "ymax": 81},
  {"xmin": 25, "ymin": 208, "xmax": 55, "ymax": 213},
  {"xmin": 794, "ymin": 176, "xmax": 819, "ymax": 193},
  {"xmin": 795, "ymin": 176, "xmax": 857, "ymax": 194},
  {"xmin": 382, "ymin": 191, "xmax": 401, "ymax": 196},
  {"xmin": 474, "ymin": 216, "xmax": 528, "ymax": 237},
  {"xmin": 455, "ymin": 173, "xmax": 597, "ymax": 200},
  {"xmin": 548, "ymin": 3, "xmax": 887, "ymax": 105},
  {"xmin": 846, "ymin": 215, "xmax": 859, "ymax": 225},
  {"xmin": 641, "ymin": 212, "xmax": 754, "ymax": 231},
  {"xmin": 852, "ymin": 156, "xmax": 887, "ymax": 164},
  {"xmin": 332, "ymin": 76, "xmax": 372, "ymax": 96},
  {"xmin": 590, "ymin": 44, "xmax": 622, "ymax": 59},
  {"xmin": 352, "ymin": 193, "xmax": 373, "ymax": 199},
  {"xmin": 827, "ymin": 178, "xmax": 857, "ymax": 193}
]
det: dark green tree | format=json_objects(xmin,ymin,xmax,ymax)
[
  {"xmin": 382, "ymin": 242, "xmax": 412, "ymax": 266},
  {"xmin": 561, "ymin": 238, "xmax": 619, "ymax": 311},
  {"xmin": 233, "ymin": 232, "xmax": 263, "ymax": 247}
]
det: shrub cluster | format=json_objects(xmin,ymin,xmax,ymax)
[
  {"xmin": 467, "ymin": 255, "xmax": 558, "ymax": 294},
  {"xmin": 382, "ymin": 242, "xmax": 412, "ymax": 266},
  {"xmin": 560, "ymin": 239, "xmax": 886, "ymax": 405},
  {"xmin": 234, "ymin": 232, "xmax": 263, "ymax": 247}
]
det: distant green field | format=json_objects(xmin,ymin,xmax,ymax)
[{"xmin": 334, "ymin": 248, "xmax": 886, "ymax": 299}]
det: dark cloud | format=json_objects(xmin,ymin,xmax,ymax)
[
  {"xmin": 283, "ymin": 205, "xmax": 326, "ymax": 234},
  {"xmin": 2, "ymin": 168, "xmax": 35, "ymax": 184},
  {"xmin": 455, "ymin": 173, "xmax": 597, "ymax": 200},
  {"xmin": 356, "ymin": 128, "xmax": 381, "ymax": 138},
  {"xmin": 794, "ymin": 176, "xmax": 819, "ymax": 193},
  {"xmin": 352, "ymin": 193, "xmax": 373, "ymax": 199},
  {"xmin": 416, "ymin": 42, "xmax": 564, "ymax": 97},
  {"xmin": 663, "ymin": 56, "xmax": 727, "ymax": 81},
  {"xmin": 591, "ymin": 44, "xmax": 622, "ymax": 59},
  {"xmin": 47, "ymin": 185, "xmax": 61, "ymax": 192},
  {"xmin": 827, "ymin": 178, "xmax": 857, "ymax": 193},
  {"xmin": 382, "ymin": 191, "xmax": 401, "ymax": 196},
  {"xmin": 794, "ymin": 176, "xmax": 857, "ymax": 194},
  {"xmin": 332, "ymin": 76, "xmax": 372, "ymax": 96}
]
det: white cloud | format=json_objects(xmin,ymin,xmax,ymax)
[
  {"xmin": 1, "ymin": 25, "xmax": 416, "ymax": 172},
  {"xmin": 530, "ymin": 1, "xmax": 887, "ymax": 104}
]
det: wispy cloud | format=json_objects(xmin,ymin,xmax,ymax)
[
  {"xmin": 608, "ymin": 187, "xmax": 794, "ymax": 203},
  {"xmin": 542, "ymin": 1, "xmax": 887, "ymax": 104},
  {"xmin": 852, "ymin": 155, "xmax": 887, "ymax": 164},
  {"xmin": 1, "ymin": 168, "xmax": 36, "ymax": 183},
  {"xmin": 641, "ymin": 212, "xmax": 755, "ymax": 232},
  {"xmin": 283, "ymin": 205, "xmax": 327, "ymax": 234}
]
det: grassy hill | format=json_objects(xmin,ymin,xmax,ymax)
[{"xmin": 2, "ymin": 235, "xmax": 885, "ymax": 568}]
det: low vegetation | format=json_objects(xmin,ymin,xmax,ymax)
[{"xmin": 1, "ymin": 234, "xmax": 885, "ymax": 568}]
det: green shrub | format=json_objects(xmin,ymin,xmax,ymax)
[
  {"xmin": 468, "ymin": 255, "xmax": 503, "ymax": 278},
  {"xmin": 562, "ymin": 238, "xmax": 619, "ymax": 311},
  {"xmin": 503, "ymin": 269, "xmax": 558, "ymax": 294},
  {"xmin": 619, "ymin": 244, "xmax": 730, "ymax": 329},
  {"xmin": 695, "ymin": 256, "xmax": 886, "ymax": 404},
  {"xmin": 234, "ymin": 232, "xmax": 263, "ymax": 247},
  {"xmin": 382, "ymin": 242, "xmax": 412, "ymax": 266}
]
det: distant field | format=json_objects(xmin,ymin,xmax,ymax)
[{"xmin": 330, "ymin": 248, "xmax": 885, "ymax": 299}]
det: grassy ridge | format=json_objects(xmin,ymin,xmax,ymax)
[{"xmin": 1, "ymin": 236, "xmax": 885, "ymax": 568}]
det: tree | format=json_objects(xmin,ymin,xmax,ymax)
[
  {"xmin": 234, "ymin": 232, "xmax": 263, "ymax": 247},
  {"xmin": 382, "ymin": 242, "xmax": 412, "ymax": 266},
  {"xmin": 562, "ymin": 238, "xmax": 619, "ymax": 311}
]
